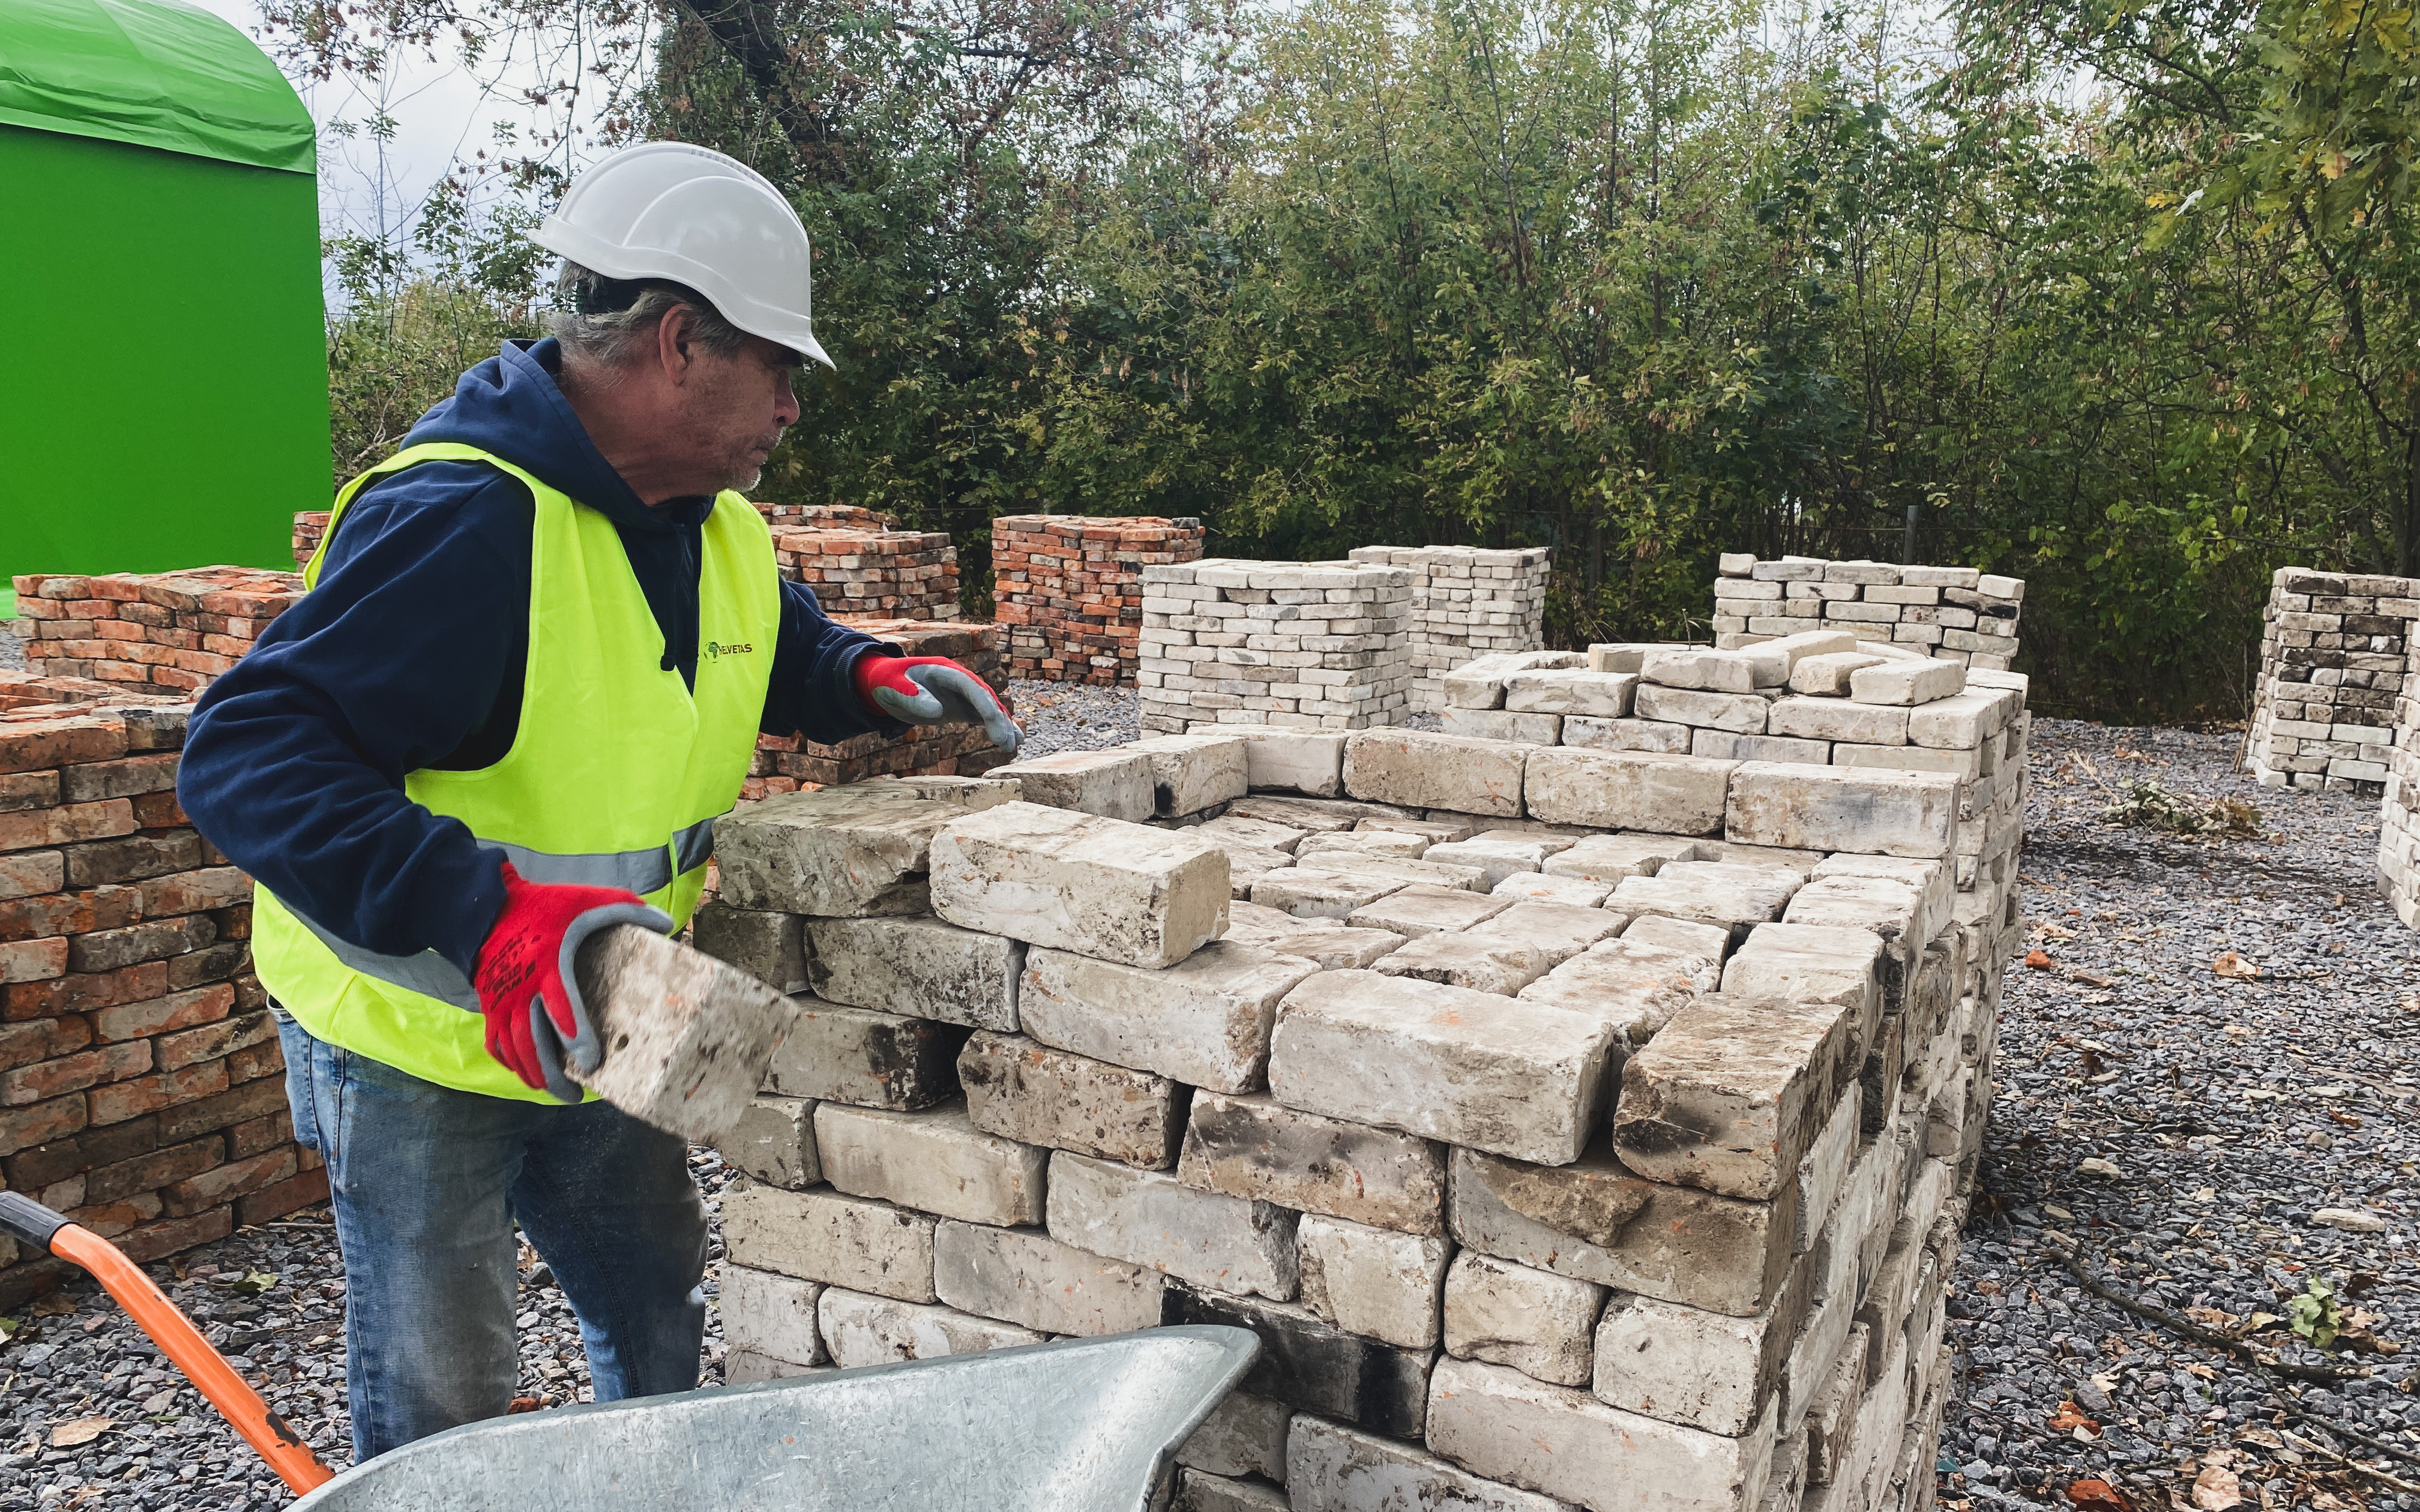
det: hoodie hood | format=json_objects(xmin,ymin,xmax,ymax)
[{"xmin": 402, "ymin": 338, "xmax": 705, "ymax": 533}]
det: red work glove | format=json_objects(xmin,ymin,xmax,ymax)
[
  {"xmin": 853, "ymin": 653, "xmax": 1021, "ymax": 755},
  {"xmin": 471, "ymin": 862, "xmax": 674, "ymax": 1103}
]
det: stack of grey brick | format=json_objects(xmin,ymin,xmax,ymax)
[
  {"xmin": 2242, "ymin": 566, "xmax": 2419, "ymax": 796},
  {"xmin": 1137, "ymin": 560, "xmax": 1416, "ymax": 734},
  {"xmin": 696, "ymin": 715, "xmax": 2017, "ymax": 1512},
  {"xmin": 1346, "ymin": 546, "xmax": 1552, "ymax": 713},
  {"xmin": 1712, "ymin": 557, "xmax": 2023, "ymax": 672}
]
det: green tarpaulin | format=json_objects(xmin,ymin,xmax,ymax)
[
  {"xmin": 0, "ymin": 0, "xmax": 325, "ymax": 580},
  {"xmin": 0, "ymin": 0, "xmax": 313, "ymax": 174}
]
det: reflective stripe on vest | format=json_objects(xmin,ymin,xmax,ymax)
[{"xmin": 249, "ymin": 442, "xmax": 780, "ymax": 1102}]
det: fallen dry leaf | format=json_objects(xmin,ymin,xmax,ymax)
[
  {"xmin": 2048, "ymin": 1400, "xmax": 2101, "ymax": 1432},
  {"xmin": 2212, "ymin": 952, "xmax": 2260, "ymax": 979},
  {"xmin": 28, "ymin": 1294, "xmax": 73, "ymax": 1318},
  {"xmin": 2026, "ymin": 949, "xmax": 2057, "ymax": 969},
  {"xmin": 49, "ymin": 1417, "xmax": 112, "ymax": 1448},
  {"xmin": 2071, "ymin": 1477, "xmax": 2134, "ymax": 1512},
  {"xmin": 2193, "ymin": 1461, "xmax": 2242, "ymax": 1511}
]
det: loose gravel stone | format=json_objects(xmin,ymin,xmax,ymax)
[
  {"xmin": 1940, "ymin": 719, "xmax": 2419, "ymax": 1512},
  {"xmin": 0, "ymin": 1151, "xmax": 741, "ymax": 1508},
  {"xmin": 1001, "ymin": 680, "xmax": 1142, "ymax": 758}
]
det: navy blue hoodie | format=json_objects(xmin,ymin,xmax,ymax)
[{"xmin": 179, "ymin": 338, "xmax": 891, "ymax": 979}]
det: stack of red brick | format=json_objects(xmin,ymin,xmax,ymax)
[
  {"xmin": 775, "ymin": 526, "xmax": 959, "ymax": 621},
  {"xmin": 743, "ymin": 620, "xmax": 1014, "ymax": 796},
  {"xmin": 992, "ymin": 514, "xmax": 1205, "ymax": 683},
  {"xmin": 292, "ymin": 511, "xmax": 329, "ymax": 568},
  {"xmin": 0, "ymin": 673, "xmax": 325, "ymax": 1306},
  {"xmin": 755, "ymin": 503, "xmax": 898, "ymax": 532},
  {"xmin": 12, "ymin": 569, "xmax": 308, "ymax": 695}
]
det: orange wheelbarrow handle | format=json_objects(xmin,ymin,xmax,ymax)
[{"xmin": 0, "ymin": 1190, "xmax": 336, "ymax": 1495}]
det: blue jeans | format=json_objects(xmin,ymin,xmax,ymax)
[{"xmin": 275, "ymin": 1012, "xmax": 708, "ymax": 1463}]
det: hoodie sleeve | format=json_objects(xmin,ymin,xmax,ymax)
[
  {"xmin": 179, "ymin": 464, "xmax": 528, "ymax": 979},
  {"xmin": 762, "ymin": 577, "xmax": 898, "ymax": 744}
]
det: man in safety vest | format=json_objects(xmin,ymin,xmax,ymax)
[{"xmin": 179, "ymin": 142, "xmax": 1020, "ymax": 1462}]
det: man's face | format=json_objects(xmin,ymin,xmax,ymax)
[{"xmin": 670, "ymin": 326, "xmax": 804, "ymax": 495}]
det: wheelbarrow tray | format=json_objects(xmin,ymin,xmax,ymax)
[{"xmin": 289, "ymin": 1324, "xmax": 1259, "ymax": 1511}]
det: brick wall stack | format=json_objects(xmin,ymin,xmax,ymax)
[
  {"xmin": 292, "ymin": 511, "xmax": 328, "ymax": 568},
  {"xmin": 10, "ymin": 569, "xmax": 308, "ymax": 695},
  {"xmin": 777, "ymin": 525, "xmax": 959, "ymax": 621},
  {"xmin": 1714, "ymin": 558, "xmax": 2023, "ymax": 672},
  {"xmin": 993, "ymin": 515, "xmax": 1207, "ymax": 685},
  {"xmin": 742, "ymin": 620, "xmax": 1015, "ymax": 798},
  {"xmin": 0, "ymin": 675, "xmax": 327, "ymax": 1307},
  {"xmin": 696, "ymin": 714, "xmax": 2012, "ymax": 1512},
  {"xmin": 1348, "ymin": 547, "xmax": 1553, "ymax": 712},
  {"xmin": 1137, "ymin": 560, "xmax": 1415, "ymax": 734},
  {"xmin": 2244, "ymin": 567, "xmax": 2419, "ymax": 797},
  {"xmin": 2376, "ymin": 627, "xmax": 2420, "ymax": 926},
  {"xmin": 1440, "ymin": 636, "xmax": 2027, "ymax": 894},
  {"xmin": 757, "ymin": 504, "xmax": 900, "ymax": 533}
]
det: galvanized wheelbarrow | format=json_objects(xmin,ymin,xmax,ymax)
[{"xmin": 0, "ymin": 1191, "xmax": 1259, "ymax": 1510}]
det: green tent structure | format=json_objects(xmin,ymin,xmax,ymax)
[{"xmin": 0, "ymin": 0, "xmax": 324, "ymax": 583}]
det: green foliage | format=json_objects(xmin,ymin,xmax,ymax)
[
  {"xmin": 2288, "ymin": 1276, "xmax": 2343, "ymax": 1349},
  {"xmin": 277, "ymin": 0, "xmax": 2420, "ymax": 720}
]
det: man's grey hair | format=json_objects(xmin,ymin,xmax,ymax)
[{"xmin": 548, "ymin": 262, "xmax": 749, "ymax": 367}]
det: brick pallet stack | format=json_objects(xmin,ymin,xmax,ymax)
[
  {"xmin": 10, "ymin": 568, "xmax": 308, "ymax": 695},
  {"xmin": 291, "ymin": 511, "xmax": 328, "ymax": 567},
  {"xmin": 696, "ymin": 702, "xmax": 2017, "ymax": 1512},
  {"xmin": 776, "ymin": 524, "xmax": 959, "ymax": 621},
  {"xmin": 742, "ymin": 620, "xmax": 1016, "ymax": 799},
  {"xmin": 2243, "ymin": 567, "xmax": 2418, "ymax": 796},
  {"xmin": 1714, "ymin": 558, "xmax": 2023, "ymax": 673},
  {"xmin": 1347, "ymin": 547, "xmax": 1553, "ymax": 712},
  {"xmin": 1137, "ymin": 560, "xmax": 1415, "ymax": 734},
  {"xmin": 993, "ymin": 515, "xmax": 1207, "ymax": 685},
  {"xmin": 0, "ymin": 676, "xmax": 327, "ymax": 1307},
  {"xmin": 1440, "ymin": 635, "xmax": 2027, "ymax": 893}
]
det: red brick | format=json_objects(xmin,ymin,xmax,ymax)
[
  {"xmin": 130, "ymin": 791, "xmax": 187, "ymax": 828},
  {"xmin": 0, "ymin": 717, "xmax": 125, "ymax": 775},
  {"xmin": 162, "ymin": 1147, "xmax": 293, "ymax": 1217},
  {"xmin": 59, "ymin": 754, "xmax": 178, "ymax": 803},
  {"xmin": 0, "ymin": 886, "xmax": 142, "ymax": 943},
  {"xmin": 228, "ymin": 1036, "xmax": 283, "ymax": 1084},
  {"xmin": 63, "ymin": 1192, "xmax": 161, "ymax": 1238},
  {"xmin": 226, "ymin": 1111, "xmax": 291, "ymax": 1160},
  {"xmin": 0, "ymin": 1258, "xmax": 73, "ymax": 1310},
  {"xmin": 155, "ymin": 1073, "xmax": 281, "ymax": 1142},
  {"xmin": 88, "ymin": 1058, "xmax": 226, "ymax": 1126},
  {"xmin": 113, "ymin": 1204, "xmax": 232, "ymax": 1261},
  {"xmin": 157, "ymin": 1009, "xmax": 274, "ymax": 1072},
  {"xmin": 0, "ymin": 798, "xmax": 134, "ymax": 851},
  {"xmin": 212, "ymin": 904, "xmax": 250, "ymax": 941},
  {"xmin": 137, "ymin": 867, "xmax": 248, "ymax": 917},
  {"xmin": 231, "ymin": 972, "xmax": 265, "ymax": 1011},
  {"xmin": 0, "ymin": 853, "xmax": 64, "ymax": 902},
  {"xmin": 0, "ymin": 770, "xmax": 61, "ymax": 814},
  {"xmin": 10, "ymin": 961, "xmax": 170, "ymax": 1022},
  {"xmin": 0, "ymin": 937, "xmax": 67, "ymax": 985},
  {"xmin": 4, "ymin": 1114, "xmax": 158, "ymax": 1188},
  {"xmin": 167, "ymin": 943, "xmax": 248, "ymax": 995},
  {"xmin": 0, "ymin": 1015, "xmax": 91, "ymax": 1073},
  {"xmin": 66, "ymin": 914, "xmax": 214, "ymax": 974},
  {"xmin": 236, "ymin": 1167, "xmax": 327, "ymax": 1229},
  {"xmin": 34, "ymin": 1174, "xmax": 84, "ymax": 1210},
  {"xmin": 0, "ymin": 1040, "xmax": 149, "ymax": 1106},
  {"xmin": 0, "ymin": 1093, "xmax": 87, "ymax": 1156},
  {"xmin": 86, "ymin": 1135, "xmax": 223, "ymax": 1204},
  {"xmin": 61, "ymin": 831, "xmax": 200, "ymax": 886}
]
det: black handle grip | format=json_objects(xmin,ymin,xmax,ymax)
[{"xmin": 0, "ymin": 1191, "xmax": 70, "ymax": 1255}]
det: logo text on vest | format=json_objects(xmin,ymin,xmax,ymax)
[{"xmin": 704, "ymin": 641, "xmax": 757, "ymax": 659}]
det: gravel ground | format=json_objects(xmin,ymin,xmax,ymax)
[
  {"xmin": 1943, "ymin": 719, "xmax": 2420, "ymax": 1512},
  {"xmin": 8, "ymin": 692, "xmax": 2417, "ymax": 1511},
  {"xmin": 1004, "ymin": 678, "xmax": 1141, "ymax": 757},
  {"xmin": 0, "ymin": 1151, "xmax": 739, "ymax": 1508}
]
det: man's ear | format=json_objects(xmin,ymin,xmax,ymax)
[{"xmin": 655, "ymin": 304, "xmax": 698, "ymax": 383}]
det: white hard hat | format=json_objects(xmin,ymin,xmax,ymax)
[{"xmin": 533, "ymin": 141, "xmax": 832, "ymax": 368}]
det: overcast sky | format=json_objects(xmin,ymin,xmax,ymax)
[{"xmin": 185, "ymin": 0, "xmax": 624, "ymax": 284}]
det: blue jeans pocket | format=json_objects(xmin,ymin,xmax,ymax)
[{"xmin": 274, "ymin": 1008, "xmax": 325, "ymax": 1154}]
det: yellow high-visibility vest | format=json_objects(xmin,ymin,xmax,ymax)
[{"xmin": 251, "ymin": 442, "xmax": 781, "ymax": 1101}]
